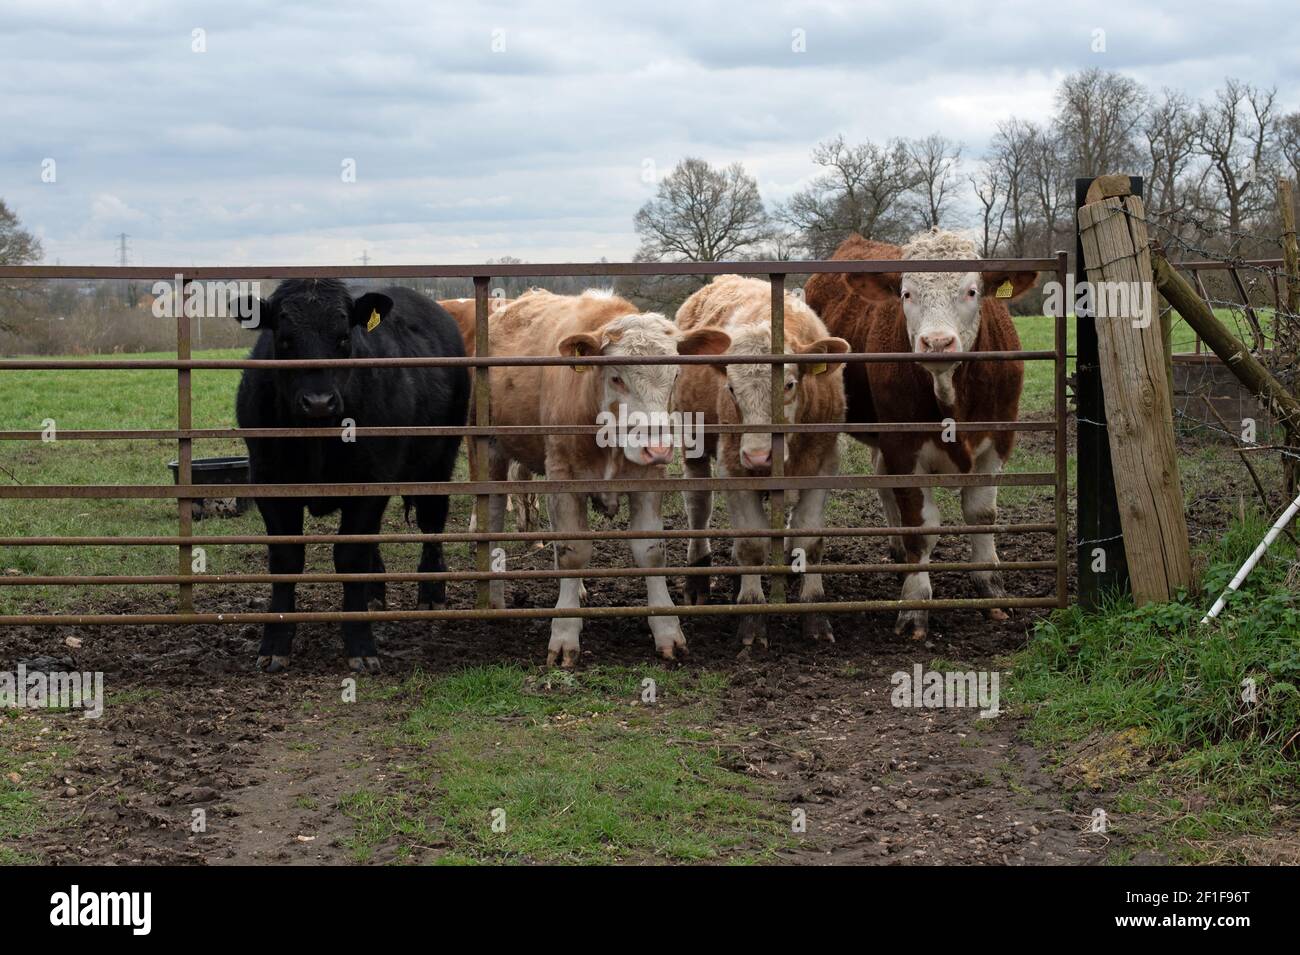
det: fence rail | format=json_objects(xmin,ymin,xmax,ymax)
[{"xmin": 0, "ymin": 254, "xmax": 1070, "ymax": 626}]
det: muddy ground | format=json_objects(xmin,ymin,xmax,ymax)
[{"xmin": 0, "ymin": 421, "xmax": 1258, "ymax": 865}]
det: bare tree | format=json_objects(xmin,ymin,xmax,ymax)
[
  {"xmin": 1053, "ymin": 68, "xmax": 1148, "ymax": 177},
  {"xmin": 0, "ymin": 199, "xmax": 43, "ymax": 333},
  {"xmin": 1144, "ymin": 88, "xmax": 1200, "ymax": 214},
  {"xmin": 970, "ymin": 161, "xmax": 1008, "ymax": 257},
  {"xmin": 633, "ymin": 157, "xmax": 769, "ymax": 263},
  {"xmin": 1027, "ymin": 127, "xmax": 1070, "ymax": 254},
  {"xmin": 1195, "ymin": 78, "xmax": 1280, "ymax": 233},
  {"xmin": 987, "ymin": 119, "xmax": 1038, "ymax": 257},
  {"xmin": 1276, "ymin": 111, "xmax": 1300, "ymax": 188},
  {"xmin": 778, "ymin": 135, "xmax": 920, "ymax": 256},
  {"xmin": 907, "ymin": 134, "xmax": 963, "ymax": 229}
]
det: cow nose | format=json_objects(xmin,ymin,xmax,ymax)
[
  {"xmin": 299, "ymin": 393, "xmax": 339, "ymax": 418},
  {"xmin": 641, "ymin": 443, "xmax": 673, "ymax": 465},
  {"xmin": 741, "ymin": 448, "xmax": 771, "ymax": 470},
  {"xmin": 920, "ymin": 333, "xmax": 957, "ymax": 353}
]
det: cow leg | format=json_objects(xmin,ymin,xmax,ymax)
[
  {"xmin": 367, "ymin": 545, "xmax": 387, "ymax": 611},
  {"xmin": 335, "ymin": 496, "xmax": 389, "ymax": 673},
  {"xmin": 963, "ymin": 445, "xmax": 1009, "ymax": 621},
  {"xmin": 547, "ymin": 492, "xmax": 590, "ymax": 668},
  {"xmin": 894, "ymin": 485, "xmax": 939, "ymax": 640},
  {"xmin": 682, "ymin": 454, "xmax": 714, "ymax": 606},
  {"xmin": 872, "ymin": 447, "xmax": 905, "ymax": 563},
  {"xmin": 486, "ymin": 445, "xmax": 510, "ymax": 610},
  {"xmin": 414, "ymin": 494, "xmax": 450, "ymax": 611},
  {"xmin": 255, "ymin": 498, "xmax": 304, "ymax": 673},
  {"xmin": 726, "ymin": 487, "xmax": 769, "ymax": 648},
  {"xmin": 628, "ymin": 491, "xmax": 686, "ymax": 661},
  {"xmin": 788, "ymin": 485, "xmax": 833, "ymax": 643}
]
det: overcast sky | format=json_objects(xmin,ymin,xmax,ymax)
[{"xmin": 2, "ymin": 0, "xmax": 1297, "ymax": 267}]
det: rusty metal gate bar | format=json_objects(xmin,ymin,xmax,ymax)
[{"xmin": 0, "ymin": 255, "xmax": 1069, "ymax": 625}]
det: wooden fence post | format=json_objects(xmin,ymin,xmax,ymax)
[
  {"xmin": 1279, "ymin": 177, "xmax": 1299, "ymax": 553},
  {"xmin": 1077, "ymin": 179, "xmax": 1192, "ymax": 604}
]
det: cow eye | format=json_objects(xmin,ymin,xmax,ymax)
[
  {"xmin": 785, "ymin": 379, "xmax": 796, "ymax": 391},
  {"xmin": 902, "ymin": 290, "xmax": 911, "ymax": 301},
  {"xmin": 967, "ymin": 288, "xmax": 978, "ymax": 298},
  {"xmin": 337, "ymin": 335, "xmax": 350, "ymax": 351},
  {"xmin": 610, "ymin": 375, "xmax": 623, "ymax": 389}
]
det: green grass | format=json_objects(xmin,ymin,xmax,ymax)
[
  {"xmin": 1009, "ymin": 515, "xmax": 1300, "ymax": 861},
  {"xmin": 339, "ymin": 664, "xmax": 785, "ymax": 864},
  {"xmin": 0, "ymin": 714, "xmax": 74, "ymax": 864}
]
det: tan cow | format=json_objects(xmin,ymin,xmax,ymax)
[
  {"xmin": 438, "ymin": 296, "xmax": 541, "ymax": 537},
  {"xmin": 482, "ymin": 288, "xmax": 731, "ymax": 666},
  {"xmin": 674, "ymin": 275, "xmax": 849, "ymax": 646}
]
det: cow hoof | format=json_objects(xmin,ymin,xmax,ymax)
[
  {"xmin": 738, "ymin": 614, "xmax": 767, "ymax": 648},
  {"xmin": 894, "ymin": 621, "xmax": 927, "ymax": 641},
  {"xmin": 655, "ymin": 634, "xmax": 688, "ymax": 662},
  {"xmin": 256, "ymin": 654, "xmax": 291, "ymax": 674},
  {"xmin": 347, "ymin": 656, "xmax": 382, "ymax": 674},
  {"xmin": 801, "ymin": 613, "xmax": 835, "ymax": 643},
  {"xmin": 546, "ymin": 645, "xmax": 580, "ymax": 669},
  {"xmin": 684, "ymin": 577, "xmax": 712, "ymax": 606}
]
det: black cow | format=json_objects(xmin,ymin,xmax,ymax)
[{"xmin": 234, "ymin": 279, "xmax": 469, "ymax": 673}]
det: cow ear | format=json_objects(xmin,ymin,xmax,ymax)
[
  {"xmin": 233, "ymin": 295, "xmax": 275, "ymax": 330},
  {"xmin": 980, "ymin": 271, "xmax": 1038, "ymax": 301},
  {"xmin": 796, "ymin": 336, "xmax": 850, "ymax": 376},
  {"xmin": 351, "ymin": 292, "xmax": 394, "ymax": 329},
  {"xmin": 558, "ymin": 332, "xmax": 603, "ymax": 374},
  {"xmin": 677, "ymin": 328, "xmax": 731, "ymax": 356},
  {"xmin": 844, "ymin": 270, "xmax": 902, "ymax": 300}
]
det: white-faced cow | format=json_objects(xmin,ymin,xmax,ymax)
[
  {"xmin": 804, "ymin": 230, "xmax": 1037, "ymax": 640},
  {"xmin": 482, "ymin": 288, "xmax": 730, "ymax": 667},
  {"xmin": 235, "ymin": 280, "xmax": 469, "ymax": 673},
  {"xmin": 674, "ymin": 275, "xmax": 849, "ymax": 646}
]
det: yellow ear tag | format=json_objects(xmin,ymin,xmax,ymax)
[
  {"xmin": 808, "ymin": 362, "xmax": 828, "ymax": 375},
  {"xmin": 995, "ymin": 280, "xmax": 1014, "ymax": 299},
  {"xmin": 573, "ymin": 364, "xmax": 590, "ymax": 373},
  {"xmin": 366, "ymin": 309, "xmax": 381, "ymax": 332}
]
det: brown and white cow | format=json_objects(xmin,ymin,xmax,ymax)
[
  {"xmin": 482, "ymin": 288, "xmax": 730, "ymax": 666},
  {"xmin": 438, "ymin": 297, "xmax": 542, "ymax": 536},
  {"xmin": 804, "ymin": 229, "xmax": 1037, "ymax": 640},
  {"xmin": 674, "ymin": 275, "xmax": 849, "ymax": 646}
]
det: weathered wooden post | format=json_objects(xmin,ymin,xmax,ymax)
[
  {"xmin": 1278, "ymin": 177, "xmax": 1299, "ymax": 552},
  {"xmin": 1077, "ymin": 175, "xmax": 1192, "ymax": 603}
]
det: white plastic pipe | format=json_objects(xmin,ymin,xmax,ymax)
[{"xmin": 1201, "ymin": 489, "xmax": 1300, "ymax": 624}]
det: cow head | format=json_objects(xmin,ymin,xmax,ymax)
[
  {"xmin": 558, "ymin": 312, "xmax": 730, "ymax": 466},
  {"xmin": 849, "ymin": 230, "xmax": 1037, "ymax": 405},
  {"xmin": 711, "ymin": 324, "xmax": 849, "ymax": 472},
  {"xmin": 238, "ymin": 280, "xmax": 394, "ymax": 421}
]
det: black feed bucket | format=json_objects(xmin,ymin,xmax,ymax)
[{"xmin": 167, "ymin": 456, "xmax": 251, "ymax": 520}]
